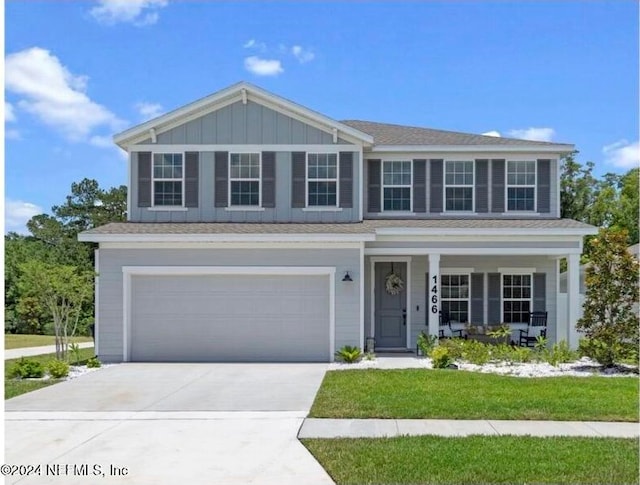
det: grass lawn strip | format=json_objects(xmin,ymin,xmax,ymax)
[
  {"xmin": 5, "ymin": 347, "xmax": 96, "ymax": 399},
  {"xmin": 310, "ymin": 369, "xmax": 639, "ymax": 422},
  {"xmin": 5, "ymin": 334, "xmax": 92, "ymax": 350},
  {"xmin": 303, "ymin": 435, "xmax": 639, "ymax": 485}
]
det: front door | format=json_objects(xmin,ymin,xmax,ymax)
[{"xmin": 374, "ymin": 262, "xmax": 407, "ymax": 348}]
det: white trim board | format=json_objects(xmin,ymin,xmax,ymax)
[
  {"xmin": 130, "ymin": 144, "xmax": 359, "ymax": 153},
  {"xmin": 100, "ymin": 242, "xmax": 363, "ymax": 249},
  {"xmin": 121, "ymin": 265, "xmax": 336, "ymax": 363},
  {"xmin": 80, "ymin": 233, "xmax": 376, "ymax": 243}
]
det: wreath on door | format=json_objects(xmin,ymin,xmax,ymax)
[{"xmin": 385, "ymin": 263, "xmax": 405, "ymax": 295}]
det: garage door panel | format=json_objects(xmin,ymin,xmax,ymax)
[{"xmin": 130, "ymin": 274, "xmax": 330, "ymax": 362}]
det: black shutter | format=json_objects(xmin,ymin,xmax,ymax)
[
  {"xmin": 368, "ymin": 159, "xmax": 381, "ymax": 213},
  {"xmin": 537, "ymin": 159, "xmax": 551, "ymax": 213},
  {"xmin": 184, "ymin": 152, "xmax": 199, "ymax": 208},
  {"xmin": 471, "ymin": 273, "xmax": 484, "ymax": 324},
  {"xmin": 262, "ymin": 151, "xmax": 276, "ymax": 208},
  {"xmin": 475, "ymin": 159, "xmax": 489, "ymax": 213},
  {"xmin": 487, "ymin": 273, "xmax": 501, "ymax": 323},
  {"xmin": 137, "ymin": 152, "xmax": 152, "ymax": 207},
  {"xmin": 214, "ymin": 151, "xmax": 228, "ymax": 207},
  {"xmin": 491, "ymin": 159, "xmax": 505, "ymax": 212},
  {"xmin": 533, "ymin": 273, "xmax": 546, "ymax": 312},
  {"xmin": 413, "ymin": 159, "xmax": 426, "ymax": 213},
  {"xmin": 429, "ymin": 159, "xmax": 443, "ymax": 213},
  {"xmin": 339, "ymin": 152, "xmax": 353, "ymax": 208},
  {"xmin": 291, "ymin": 152, "xmax": 306, "ymax": 208}
]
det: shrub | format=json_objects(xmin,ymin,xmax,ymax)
[
  {"xmin": 431, "ymin": 346, "xmax": 453, "ymax": 369},
  {"xmin": 86, "ymin": 357, "xmax": 102, "ymax": 368},
  {"xmin": 438, "ymin": 338, "xmax": 465, "ymax": 360},
  {"xmin": 363, "ymin": 352, "xmax": 376, "ymax": 361},
  {"xmin": 335, "ymin": 345, "xmax": 362, "ymax": 363},
  {"xmin": 490, "ymin": 343, "xmax": 516, "ymax": 363},
  {"xmin": 461, "ymin": 340, "xmax": 491, "ymax": 365},
  {"xmin": 417, "ymin": 331, "xmax": 438, "ymax": 356},
  {"xmin": 512, "ymin": 346, "xmax": 535, "ymax": 363},
  {"xmin": 47, "ymin": 359, "xmax": 70, "ymax": 378},
  {"xmin": 578, "ymin": 337, "xmax": 637, "ymax": 367},
  {"xmin": 545, "ymin": 340, "xmax": 578, "ymax": 367},
  {"xmin": 9, "ymin": 358, "xmax": 45, "ymax": 379}
]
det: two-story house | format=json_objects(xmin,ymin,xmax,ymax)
[{"xmin": 79, "ymin": 82, "xmax": 596, "ymax": 362}]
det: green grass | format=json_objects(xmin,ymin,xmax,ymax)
[
  {"xmin": 5, "ymin": 347, "xmax": 95, "ymax": 400},
  {"xmin": 303, "ymin": 435, "xmax": 640, "ymax": 485},
  {"xmin": 310, "ymin": 369, "xmax": 639, "ymax": 422},
  {"xmin": 5, "ymin": 334, "xmax": 92, "ymax": 350}
]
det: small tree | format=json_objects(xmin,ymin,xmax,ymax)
[
  {"xmin": 17, "ymin": 261, "xmax": 94, "ymax": 360},
  {"xmin": 577, "ymin": 228, "xmax": 640, "ymax": 366}
]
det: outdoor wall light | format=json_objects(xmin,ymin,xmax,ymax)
[{"xmin": 342, "ymin": 271, "xmax": 353, "ymax": 282}]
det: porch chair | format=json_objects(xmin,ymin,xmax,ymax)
[
  {"xmin": 518, "ymin": 311, "xmax": 548, "ymax": 347},
  {"xmin": 439, "ymin": 311, "xmax": 466, "ymax": 339}
]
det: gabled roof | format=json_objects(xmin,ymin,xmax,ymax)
[
  {"xmin": 113, "ymin": 82, "xmax": 374, "ymax": 148},
  {"xmin": 342, "ymin": 120, "xmax": 574, "ymax": 151}
]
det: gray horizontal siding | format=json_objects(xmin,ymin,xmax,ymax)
[
  {"xmin": 97, "ymin": 247, "xmax": 361, "ymax": 362},
  {"xmin": 129, "ymin": 151, "xmax": 360, "ymax": 222}
]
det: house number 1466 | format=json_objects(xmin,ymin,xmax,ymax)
[{"xmin": 431, "ymin": 274, "xmax": 438, "ymax": 313}]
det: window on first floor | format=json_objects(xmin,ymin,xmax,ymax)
[
  {"xmin": 153, "ymin": 153, "xmax": 183, "ymax": 206},
  {"xmin": 502, "ymin": 274, "xmax": 532, "ymax": 323},
  {"xmin": 507, "ymin": 160, "xmax": 536, "ymax": 211},
  {"xmin": 441, "ymin": 274, "xmax": 470, "ymax": 323},
  {"xmin": 383, "ymin": 161, "xmax": 412, "ymax": 211},
  {"xmin": 229, "ymin": 153, "xmax": 261, "ymax": 206},
  {"xmin": 445, "ymin": 161, "xmax": 474, "ymax": 211},
  {"xmin": 307, "ymin": 153, "xmax": 338, "ymax": 206}
]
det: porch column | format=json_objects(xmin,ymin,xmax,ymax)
[
  {"xmin": 428, "ymin": 253, "xmax": 440, "ymax": 337},
  {"xmin": 566, "ymin": 253, "xmax": 581, "ymax": 347}
]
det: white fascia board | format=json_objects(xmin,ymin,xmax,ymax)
[
  {"xmin": 365, "ymin": 247, "xmax": 583, "ymax": 256},
  {"xmin": 122, "ymin": 265, "xmax": 336, "ymax": 276},
  {"xmin": 79, "ymin": 233, "xmax": 376, "ymax": 243},
  {"xmin": 100, "ymin": 242, "xmax": 363, "ymax": 249},
  {"xmin": 373, "ymin": 227, "xmax": 597, "ymax": 237},
  {"xmin": 114, "ymin": 82, "xmax": 373, "ymax": 148},
  {"xmin": 370, "ymin": 144, "xmax": 574, "ymax": 154},
  {"xmin": 130, "ymin": 144, "xmax": 359, "ymax": 153}
]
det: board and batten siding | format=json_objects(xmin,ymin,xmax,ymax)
[
  {"xmin": 129, "ymin": 151, "xmax": 361, "ymax": 223},
  {"xmin": 363, "ymin": 157, "xmax": 559, "ymax": 218},
  {"xmin": 96, "ymin": 247, "xmax": 361, "ymax": 362},
  {"xmin": 364, "ymin": 255, "xmax": 558, "ymax": 351},
  {"xmin": 135, "ymin": 100, "xmax": 351, "ymax": 146}
]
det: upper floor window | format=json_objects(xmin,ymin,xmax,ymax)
[
  {"xmin": 502, "ymin": 274, "xmax": 532, "ymax": 323},
  {"xmin": 445, "ymin": 161, "xmax": 474, "ymax": 211},
  {"xmin": 441, "ymin": 274, "xmax": 470, "ymax": 323},
  {"xmin": 307, "ymin": 153, "xmax": 338, "ymax": 206},
  {"xmin": 153, "ymin": 153, "xmax": 183, "ymax": 206},
  {"xmin": 507, "ymin": 161, "xmax": 536, "ymax": 211},
  {"xmin": 230, "ymin": 153, "xmax": 260, "ymax": 206},
  {"xmin": 383, "ymin": 161, "xmax": 412, "ymax": 211}
]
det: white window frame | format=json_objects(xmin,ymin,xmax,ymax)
[
  {"xmin": 440, "ymin": 272, "xmax": 471, "ymax": 323},
  {"xmin": 306, "ymin": 152, "xmax": 339, "ymax": 208},
  {"xmin": 151, "ymin": 152, "xmax": 185, "ymax": 208},
  {"xmin": 444, "ymin": 160, "xmax": 475, "ymax": 212},
  {"xmin": 381, "ymin": 160, "xmax": 413, "ymax": 212},
  {"xmin": 228, "ymin": 152, "xmax": 262, "ymax": 208},
  {"xmin": 505, "ymin": 160, "xmax": 536, "ymax": 212},
  {"xmin": 501, "ymin": 273, "xmax": 533, "ymax": 324}
]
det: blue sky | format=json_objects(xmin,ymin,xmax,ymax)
[{"xmin": 4, "ymin": 0, "xmax": 639, "ymax": 233}]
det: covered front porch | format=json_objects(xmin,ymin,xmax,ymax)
[{"xmin": 362, "ymin": 229, "xmax": 591, "ymax": 352}]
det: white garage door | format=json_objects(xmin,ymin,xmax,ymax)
[{"xmin": 130, "ymin": 274, "xmax": 330, "ymax": 362}]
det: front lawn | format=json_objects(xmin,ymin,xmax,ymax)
[
  {"xmin": 5, "ymin": 334, "xmax": 92, "ymax": 350},
  {"xmin": 5, "ymin": 347, "xmax": 95, "ymax": 399},
  {"xmin": 310, "ymin": 369, "xmax": 639, "ymax": 421},
  {"xmin": 303, "ymin": 435, "xmax": 639, "ymax": 485}
]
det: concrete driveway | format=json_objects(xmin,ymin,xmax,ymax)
[{"xmin": 5, "ymin": 363, "xmax": 333, "ymax": 485}]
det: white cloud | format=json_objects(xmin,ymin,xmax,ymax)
[
  {"xmin": 244, "ymin": 56, "xmax": 284, "ymax": 76},
  {"xmin": 5, "ymin": 47, "xmax": 125, "ymax": 142},
  {"xmin": 482, "ymin": 130, "xmax": 501, "ymax": 137},
  {"xmin": 89, "ymin": 135, "xmax": 113, "ymax": 148},
  {"xmin": 243, "ymin": 39, "xmax": 267, "ymax": 51},
  {"xmin": 5, "ymin": 199, "xmax": 43, "ymax": 234},
  {"xmin": 134, "ymin": 101, "xmax": 163, "ymax": 121},
  {"xmin": 6, "ymin": 129, "xmax": 22, "ymax": 140},
  {"xmin": 507, "ymin": 127, "xmax": 555, "ymax": 142},
  {"xmin": 602, "ymin": 139, "xmax": 640, "ymax": 169},
  {"xmin": 5, "ymin": 102, "xmax": 16, "ymax": 122},
  {"xmin": 90, "ymin": 0, "xmax": 168, "ymax": 26},
  {"xmin": 291, "ymin": 45, "xmax": 315, "ymax": 63}
]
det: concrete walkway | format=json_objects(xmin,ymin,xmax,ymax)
[
  {"xmin": 4, "ymin": 341, "xmax": 94, "ymax": 359},
  {"xmin": 299, "ymin": 418, "xmax": 640, "ymax": 439}
]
